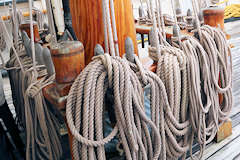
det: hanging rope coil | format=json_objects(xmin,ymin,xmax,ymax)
[
  {"xmin": 180, "ymin": 36, "xmax": 217, "ymax": 159},
  {"xmin": 147, "ymin": 0, "xmax": 225, "ymax": 159},
  {"xmin": 66, "ymin": 54, "xmax": 162, "ymax": 160},
  {"xmin": 148, "ymin": 3, "xmax": 193, "ymax": 158},
  {"xmin": 185, "ymin": 0, "xmax": 232, "ymax": 156},
  {"xmin": 23, "ymin": 69, "xmax": 62, "ymax": 160},
  {"xmin": 198, "ymin": 25, "xmax": 232, "ymax": 113},
  {"xmin": 7, "ymin": 49, "xmax": 63, "ymax": 160},
  {"xmin": 127, "ymin": 50, "xmax": 190, "ymax": 159},
  {"xmin": 1, "ymin": 3, "xmax": 63, "ymax": 159},
  {"xmin": 149, "ymin": 45, "xmax": 191, "ymax": 159},
  {"xmin": 192, "ymin": 25, "xmax": 233, "ymax": 127},
  {"xmin": 192, "ymin": 0, "xmax": 232, "ymax": 126}
]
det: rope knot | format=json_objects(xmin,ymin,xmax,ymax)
[
  {"xmin": 25, "ymin": 74, "xmax": 54, "ymax": 98},
  {"xmin": 92, "ymin": 54, "xmax": 113, "ymax": 87}
]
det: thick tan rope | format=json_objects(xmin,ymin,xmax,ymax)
[
  {"xmin": 192, "ymin": 0, "xmax": 232, "ymax": 135},
  {"xmin": 102, "ymin": 0, "xmax": 119, "ymax": 56},
  {"xmin": 149, "ymin": 45, "xmax": 191, "ymax": 160},
  {"xmin": 175, "ymin": 0, "xmax": 232, "ymax": 158},
  {"xmin": 0, "ymin": 27, "xmax": 6, "ymax": 52},
  {"xmin": 66, "ymin": 54, "xmax": 161, "ymax": 160},
  {"xmin": 6, "ymin": 48, "xmax": 63, "ymax": 160},
  {"xmin": 180, "ymin": 36, "xmax": 217, "ymax": 159},
  {"xmin": 148, "ymin": 0, "xmax": 193, "ymax": 159},
  {"xmin": 1, "ymin": 2, "xmax": 63, "ymax": 159}
]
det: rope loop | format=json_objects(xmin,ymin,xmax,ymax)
[
  {"xmin": 25, "ymin": 73, "xmax": 54, "ymax": 98},
  {"xmin": 93, "ymin": 54, "xmax": 113, "ymax": 87}
]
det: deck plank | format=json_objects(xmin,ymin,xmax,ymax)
[
  {"xmin": 207, "ymin": 134, "xmax": 240, "ymax": 160},
  {"xmin": 200, "ymin": 124, "xmax": 240, "ymax": 159}
]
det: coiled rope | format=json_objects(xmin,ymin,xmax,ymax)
[
  {"xmin": 147, "ymin": 0, "xmax": 193, "ymax": 159},
  {"xmin": 66, "ymin": 54, "xmax": 161, "ymax": 160},
  {"xmin": 7, "ymin": 49, "xmax": 63, "ymax": 160},
  {"xmin": 127, "ymin": 47, "xmax": 189, "ymax": 160},
  {"xmin": 149, "ymin": 44, "xmax": 192, "ymax": 159},
  {"xmin": 184, "ymin": 0, "xmax": 232, "ymax": 157},
  {"xmin": 180, "ymin": 35, "xmax": 217, "ymax": 159},
  {"xmin": 0, "ymin": 1, "xmax": 63, "ymax": 159},
  {"xmin": 192, "ymin": 0, "xmax": 232, "ymax": 125},
  {"xmin": 158, "ymin": 0, "xmax": 232, "ymax": 159},
  {"xmin": 65, "ymin": 0, "xmax": 233, "ymax": 160}
]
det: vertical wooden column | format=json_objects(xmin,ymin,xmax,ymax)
[
  {"xmin": 203, "ymin": 7, "xmax": 224, "ymax": 29},
  {"xmin": 69, "ymin": 0, "xmax": 138, "ymax": 64}
]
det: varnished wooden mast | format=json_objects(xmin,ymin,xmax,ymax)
[{"xmin": 69, "ymin": 0, "xmax": 138, "ymax": 64}]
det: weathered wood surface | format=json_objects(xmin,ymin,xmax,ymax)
[
  {"xmin": 42, "ymin": 83, "xmax": 67, "ymax": 110},
  {"xmin": 203, "ymin": 7, "xmax": 225, "ymax": 30},
  {"xmin": 215, "ymin": 119, "xmax": 232, "ymax": 143},
  {"xmin": 19, "ymin": 22, "xmax": 41, "ymax": 42},
  {"xmin": 191, "ymin": 122, "xmax": 240, "ymax": 160},
  {"xmin": 226, "ymin": 21, "xmax": 240, "ymax": 117},
  {"xmin": 69, "ymin": 0, "xmax": 138, "ymax": 64},
  {"xmin": 50, "ymin": 41, "xmax": 85, "ymax": 84}
]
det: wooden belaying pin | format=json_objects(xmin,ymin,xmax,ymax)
[
  {"xmin": 192, "ymin": 19, "xmax": 200, "ymax": 39},
  {"xmin": 186, "ymin": 9, "xmax": 194, "ymax": 32},
  {"xmin": 34, "ymin": 43, "xmax": 45, "ymax": 66},
  {"xmin": 42, "ymin": 47, "xmax": 55, "ymax": 77},
  {"xmin": 22, "ymin": 31, "xmax": 32, "ymax": 57},
  {"xmin": 173, "ymin": 24, "xmax": 180, "ymax": 37},
  {"xmin": 139, "ymin": 6, "xmax": 144, "ymax": 18},
  {"xmin": 149, "ymin": 27, "xmax": 157, "ymax": 48},
  {"xmin": 172, "ymin": 24, "xmax": 180, "ymax": 43},
  {"xmin": 125, "ymin": 37, "xmax": 135, "ymax": 63},
  {"xmin": 176, "ymin": 8, "xmax": 183, "ymax": 22},
  {"xmin": 198, "ymin": 11, "xmax": 204, "ymax": 26},
  {"xmin": 94, "ymin": 44, "xmax": 105, "ymax": 56}
]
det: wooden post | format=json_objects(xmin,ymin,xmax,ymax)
[
  {"xmin": 69, "ymin": 0, "xmax": 138, "ymax": 64},
  {"xmin": 203, "ymin": 7, "xmax": 224, "ymax": 30}
]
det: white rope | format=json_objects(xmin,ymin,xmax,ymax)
[
  {"xmin": 101, "ymin": 0, "xmax": 109, "ymax": 53},
  {"xmin": 11, "ymin": 0, "xmax": 19, "ymax": 48},
  {"xmin": 0, "ymin": 17, "xmax": 24, "ymax": 72},
  {"xmin": 149, "ymin": 0, "xmax": 161, "ymax": 55},
  {"xmin": 157, "ymin": 0, "xmax": 166, "ymax": 40},
  {"xmin": 103, "ymin": 0, "xmax": 116, "ymax": 56},
  {"xmin": 109, "ymin": 0, "xmax": 120, "ymax": 56},
  {"xmin": 66, "ymin": 54, "xmax": 162, "ymax": 160},
  {"xmin": 28, "ymin": 0, "xmax": 37, "ymax": 77},
  {"xmin": 45, "ymin": 0, "xmax": 57, "ymax": 45}
]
